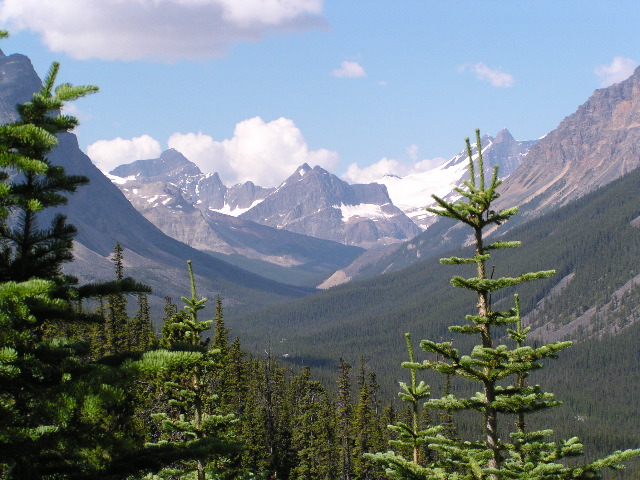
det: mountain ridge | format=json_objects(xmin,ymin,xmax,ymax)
[{"xmin": 0, "ymin": 50, "xmax": 313, "ymax": 311}]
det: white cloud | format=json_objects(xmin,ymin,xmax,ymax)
[
  {"xmin": 459, "ymin": 62, "xmax": 514, "ymax": 88},
  {"xmin": 168, "ymin": 117, "xmax": 341, "ymax": 187},
  {"xmin": 332, "ymin": 60, "xmax": 367, "ymax": 78},
  {"xmin": 341, "ymin": 156, "xmax": 445, "ymax": 184},
  {"xmin": 0, "ymin": 0, "xmax": 325, "ymax": 61},
  {"xmin": 406, "ymin": 144, "xmax": 418, "ymax": 161},
  {"xmin": 87, "ymin": 135, "xmax": 162, "ymax": 172},
  {"xmin": 594, "ymin": 56, "xmax": 638, "ymax": 87}
]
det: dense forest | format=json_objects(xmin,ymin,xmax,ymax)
[{"xmin": 1, "ymin": 36, "xmax": 640, "ymax": 480}]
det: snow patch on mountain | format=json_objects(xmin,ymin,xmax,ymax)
[
  {"xmin": 210, "ymin": 199, "xmax": 263, "ymax": 217},
  {"xmin": 374, "ymin": 159, "xmax": 468, "ymax": 229},
  {"xmin": 340, "ymin": 203, "xmax": 395, "ymax": 221}
]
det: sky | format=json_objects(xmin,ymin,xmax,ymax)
[{"xmin": 0, "ymin": 0, "xmax": 638, "ymax": 187}]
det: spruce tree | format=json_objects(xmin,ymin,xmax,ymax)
[
  {"xmin": 144, "ymin": 261, "xmax": 238, "ymax": 480},
  {"xmin": 0, "ymin": 61, "xmax": 95, "ymax": 283},
  {"xmin": 129, "ymin": 291, "xmax": 155, "ymax": 352},
  {"xmin": 104, "ymin": 242, "xmax": 130, "ymax": 354},
  {"xmin": 369, "ymin": 130, "xmax": 640, "ymax": 480},
  {"xmin": 336, "ymin": 358, "xmax": 354, "ymax": 480},
  {"xmin": 290, "ymin": 367, "xmax": 338, "ymax": 480}
]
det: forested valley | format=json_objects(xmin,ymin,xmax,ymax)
[{"xmin": 2, "ymin": 33, "xmax": 640, "ymax": 480}]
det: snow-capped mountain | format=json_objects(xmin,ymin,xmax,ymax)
[
  {"xmin": 374, "ymin": 128, "xmax": 537, "ymax": 229},
  {"xmin": 108, "ymin": 152, "xmax": 364, "ymax": 286},
  {"xmin": 110, "ymin": 149, "xmax": 274, "ymax": 215},
  {"xmin": 239, "ymin": 163, "xmax": 422, "ymax": 248}
]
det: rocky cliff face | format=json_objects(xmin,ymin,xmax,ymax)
[
  {"xmin": 0, "ymin": 50, "xmax": 42, "ymax": 122},
  {"xmin": 496, "ymin": 66, "xmax": 640, "ymax": 217}
]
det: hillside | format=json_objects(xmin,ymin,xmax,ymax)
[
  {"xmin": 325, "ymin": 67, "xmax": 640, "ymax": 287},
  {"xmin": 226, "ymin": 165, "xmax": 640, "ymax": 459}
]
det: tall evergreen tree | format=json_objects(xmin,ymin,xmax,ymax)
[
  {"xmin": 290, "ymin": 367, "xmax": 337, "ymax": 480},
  {"xmin": 336, "ymin": 358, "xmax": 354, "ymax": 480},
  {"xmin": 0, "ymin": 61, "xmax": 95, "ymax": 283},
  {"xmin": 129, "ymin": 291, "xmax": 155, "ymax": 352},
  {"xmin": 369, "ymin": 130, "xmax": 640, "ymax": 480},
  {"xmin": 145, "ymin": 261, "xmax": 238, "ymax": 480},
  {"xmin": 105, "ymin": 242, "xmax": 130, "ymax": 354}
]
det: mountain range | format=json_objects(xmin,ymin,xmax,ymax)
[
  {"xmin": 107, "ymin": 125, "xmax": 536, "ymax": 288},
  {"xmin": 0, "ymin": 49, "xmax": 312, "ymax": 312},
  {"xmin": 109, "ymin": 151, "xmax": 365, "ymax": 287}
]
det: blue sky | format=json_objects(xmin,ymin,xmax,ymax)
[{"xmin": 0, "ymin": 0, "xmax": 638, "ymax": 187}]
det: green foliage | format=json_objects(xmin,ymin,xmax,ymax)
[
  {"xmin": 0, "ymin": 60, "xmax": 97, "ymax": 284},
  {"xmin": 369, "ymin": 130, "xmax": 640, "ymax": 480},
  {"xmin": 142, "ymin": 261, "xmax": 239, "ymax": 480}
]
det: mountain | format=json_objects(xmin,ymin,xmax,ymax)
[
  {"xmin": 227, "ymin": 161, "xmax": 640, "ymax": 399},
  {"xmin": 319, "ymin": 129, "xmax": 536, "ymax": 287},
  {"xmin": 226, "ymin": 165, "xmax": 640, "ymax": 464},
  {"xmin": 495, "ymin": 64, "xmax": 640, "ymax": 218},
  {"xmin": 375, "ymin": 128, "xmax": 536, "ymax": 229},
  {"xmin": 322, "ymin": 69, "xmax": 640, "ymax": 288},
  {"xmin": 239, "ymin": 163, "xmax": 422, "ymax": 248},
  {"xmin": 110, "ymin": 149, "xmax": 274, "ymax": 213},
  {"xmin": 0, "ymin": 50, "xmax": 312, "ymax": 312},
  {"xmin": 109, "ymin": 152, "xmax": 364, "ymax": 286}
]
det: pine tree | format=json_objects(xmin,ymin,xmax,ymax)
[
  {"xmin": 129, "ymin": 291, "xmax": 155, "ymax": 352},
  {"xmin": 145, "ymin": 261, "xmax": 238, "ymax": 480},
  {"xmin": 290, "ymin": 367, "xmax": 338, "ymax": 480},
  {"xmin": 369, "ymin": 130, "xmax": 640, "ymax": 480},
  {"xmin": 336, "ymin": 358, "xmax": 354, "ymax": 480},
  {"xmin": 212, "ymin": 295, "xmax": 229, "ymax": 356},
  {"xmin": 105, "ymin": 242, "xmax": 130, "ymax": 354},
  {"xmin": 352, "ymin": 358, "xmax": 380, "ymax": 480},
  {"xmin": 0, "ymin": 60, "xmax": 96, "ymax": 283}
]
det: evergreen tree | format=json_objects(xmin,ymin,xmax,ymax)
[
  {"xmin": 212, "ymin": 295, "xmax": 229, "ymax": 357},
  {"xmin": 336, "ymin": 358, "xmax": 354, "ymax": 480},
  {"xmin": 129, "ymin": 291, "xmax": 155, "ymax": 352},
  {"xmin": 105, "ymin": 242, "xmax": 130, "ymax": 354},
  {"xmin": 0, "ymin": 59, "xmax": 95, "ymax": 284},
  {"xmin": 369, "ymin": 130, "xmax": 640, "ymax": 480},
  {"xmin": 145, "ymin": 261, "xmax": 238, "ymax": 480},
  {"xmin": 290, "ymin": 367, "xmax": 337, "ymax": 480},
  {"xmin": 222, "ymin": 337, "xmax": 246, "ymax": 414},
  {"xmin": 352, "ymin": 358, "xmax": 379, "ymax": 480}
]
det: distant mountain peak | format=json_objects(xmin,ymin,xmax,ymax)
[
  {"xmin": 110, "ymin": 148, "xmax": 201, "ymax": 181},
  {"xmin": 298, "ymin": 163, "xmax": 312, "ymax": 175},
  {"xmin": 495, "ymin": 128, "xmax": 514, "ymax": 143}
]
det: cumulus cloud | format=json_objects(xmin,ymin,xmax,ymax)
[
  {"xmin": 168, "ymin": 117, "xmax": 341, "ymax": 187},
  {"xmin": 459, "ymin": 62, "xmax": 514, "ymax": 88},
  {"xmin": 341, "ymin": 156, "xmax": 445, "ymax": 184},
  {"xmin": 0, "ymin": 0, "xmax": 325, "ymax": 61},
  {"xmin": 87, "ymin": 135, "xmax": 162, "ymax": 172},
  {"xmin": 594, "ymin": 56, "xmax": 638, "ymax": 87},
  {"xmin": 332, "ymin": 60, "xmax": 367, "ymax": 78}
]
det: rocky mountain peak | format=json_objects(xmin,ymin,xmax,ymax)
[
  {"xmin": 0, "ymin": 51, "xmax": 41, "ymax": 123},
  {"xmin": 494, "ymin": 127, "xmax": 514, "ymax": 143},
  {"xmin": 280, "ymin": 163, "xmax": 313, "ymax": 186},
  {"xmin": 110, "ymin": 148, "xmax": 201, "ymax": 182}
]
